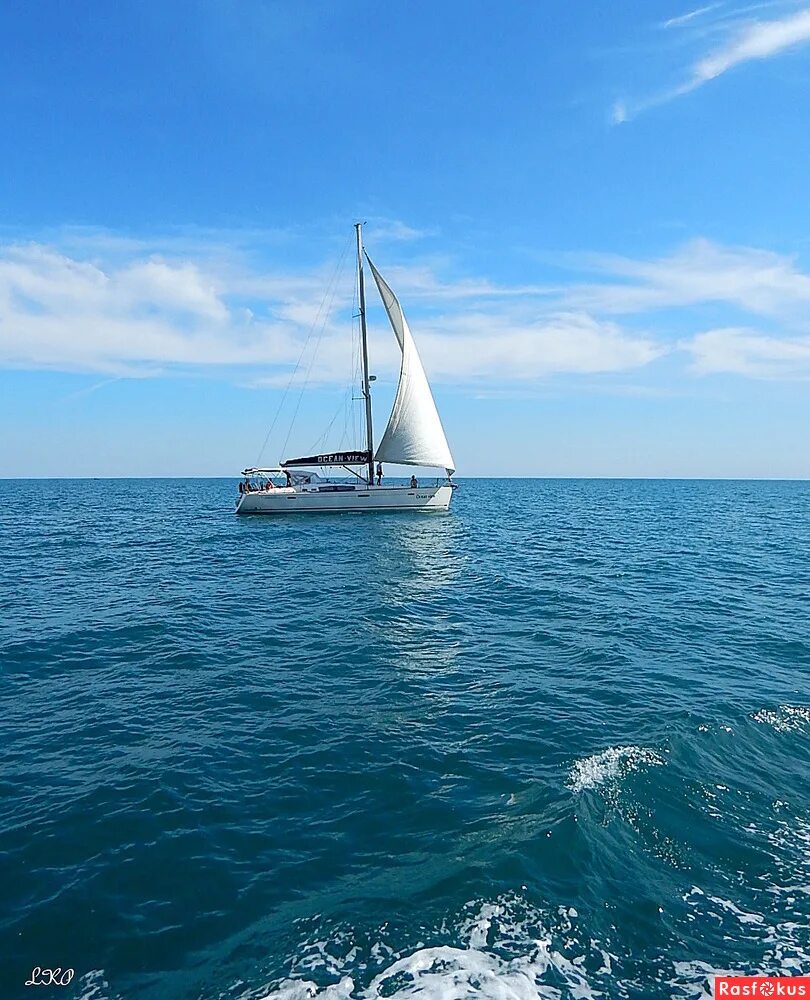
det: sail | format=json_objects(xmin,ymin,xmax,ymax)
[{"xmin": 365, "ymin": 255, "xmax": 455, "ymax": 475}]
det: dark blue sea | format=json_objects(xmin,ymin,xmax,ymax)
[{"xmin": 2, "ymin": 478, "xmax": 809, "ymax": 999}]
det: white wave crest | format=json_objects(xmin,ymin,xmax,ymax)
[
  {"xmin": 261, "ymin": 944, "xmax": 594, "ymax": 1000},
  {"xmin": 73, "ymin": 970, "xmax": 122, "ymax": 1000},
  {"xmin": 752, "ymin": 705, "xmax": 810, "ymax": 733},
  {"xmin": 568, "ymin": 744, "xmax": 665, "ymax": 793},
  {"xmin": 88, "ymin": 875, "xmax": 809, "ymax": 999},
  {"xmin": 247, "ymin": 898, "xmax": 603, "ymax": 1000}
]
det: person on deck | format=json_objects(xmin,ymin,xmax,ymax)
[
  {"xmin": 285, "ymin": 470, "xmax": 293, "ymax": 488},
  {"xmin": 376, "ymin": 463, "xmax": 383, "ymax": 486},
  {"xmin": 410, "ymin": 475, "xmax": 418, "ymax": 488}
]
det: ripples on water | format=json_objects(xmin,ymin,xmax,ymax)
[{"xmin": 1, "ymin": 478, "xmax": 808, "ymax": 999}]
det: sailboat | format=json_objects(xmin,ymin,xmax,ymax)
[{"xmin": 236, "ymin": 223, "xmax": 456, "ymax": 514}]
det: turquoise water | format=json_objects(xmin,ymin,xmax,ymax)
[{"xmin": 1, "ymin": 478, "xmax": 809, "ymax": 999}]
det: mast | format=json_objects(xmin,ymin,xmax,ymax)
[{"xmin": 355, "ymin": 222, "xmax": 375, "ymax": 485}]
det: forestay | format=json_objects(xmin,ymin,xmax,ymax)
[{"xmin": 366, "ymin": 255, "xmax": 455, "ymax": 475}]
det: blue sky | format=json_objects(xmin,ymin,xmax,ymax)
[{"xmin": 3, "ymin": 0, "xmax": 810, "ymax": 477}]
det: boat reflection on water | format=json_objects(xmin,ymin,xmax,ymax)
[
  {"xmin": 371, "ymin": 506, "xmax": 467, "ymax": 595},
  {"xmin": 361, "ymin": 502, "xmax": 473, "ymax": 685}
]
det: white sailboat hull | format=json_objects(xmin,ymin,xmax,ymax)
[{"xmin": 236, "ymin": 483, "xmax": 453, "ymax": 515}]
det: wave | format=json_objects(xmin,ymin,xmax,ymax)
[
  {"xmin": 70, "ymin": 898, "xmax": 610, "ymax": 1000},
  {"xmin": 751, "ymin": 705, "xmax": 810, "ymax": 733},
  {"xmin": 69, "ymin": 718, "xmax": 810, "ymax": 1000},
  {"xmin": 567, "ymin": 744, "xmax": 665, "ymax": 793},
  {"xmin": 74, "ymin": 970, "xmax": 119, "ymax": 1000},
  {"xmin": 244, "ymin": 874, "xmax": 810, "ymax": 1000},
  {"xmin": 72, "ymin": 841, "xmax": 810, "ymax": 1000},
  {"xmin": 241, "ymin": 898, "xmax": 607, "ymax": 1000}
]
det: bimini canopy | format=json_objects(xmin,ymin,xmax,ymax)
[
  {"xmin": 365, "ymin": 255, "xmax": 455, "ymax": 475},
  {"xmin": 288, "ymin": 471, "xmax": 324, "ymax": 485},
  {"xmin": 282, "ymin": 450, "xmax": 371, "ymax": 468}
]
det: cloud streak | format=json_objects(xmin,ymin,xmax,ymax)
[
  {"xmin": 564, "ymin": 238, "xmax": 810, "ymax": 317},
  {"xmin": 615, "ymin": 6, "xmax": 810, "ymax": 121},
  {"xmin": 662, "ymin": 3, "xmax": 725, "ymax": 30},
  {"xmin": 689, "ymin": 6, "xmax": 810, "ymax": 85}
]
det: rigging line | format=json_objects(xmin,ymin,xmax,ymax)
[
  {"xmin": 350, "ymin": 269, "xmax": 359, "ymax": 447},
  {"xmin": 307, "ymin": 384, "xmax": 350, "ymax": 451},
  {"xmin": 339, "ymin": 382, "xmax": 352, "ymax": 450},
  {"xmin": 307, "ymin": 386, "xmax": 352, "ymax": 453},
  {"xmin": 280, "ymin": 247, "xmax": 349, "ymax": 458},
  {"xmin": 308, "ymin": 253, "xmax": 361, "ymax": 454},
  {"xmin": 279, "ymin": 237, "xmax": 351, "ymax": 460},
  {"xmin": 255, "ymin": 232, "xmax": 354, "ymax": 466},
  {"xmin": 256, "ymin": 240, "xmax": 348, "ymax": 465},
  {"xmin": 281, "ymin": 262, "xmax": 347, "ymax": 458}
]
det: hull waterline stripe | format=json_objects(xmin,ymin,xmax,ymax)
[{"xmin": 237, "ymin": 504, "xmax": 450, "ymax": 515}]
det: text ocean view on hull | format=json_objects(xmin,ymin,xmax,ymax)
[{"xmin": 236, "ymin": 223, "xmax": 456, "ymax": 515}]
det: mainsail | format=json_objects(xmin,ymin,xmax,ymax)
[{"xmin": 366, "ymin": 255, "xmax": 455, "ymax": 475}]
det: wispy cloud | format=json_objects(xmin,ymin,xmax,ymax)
[
  {"xmin": 417, "ymin": 312, "xmax": 663, "ymax": 380},
  {"xmin": 3, "ymin": 232, "xmax": 810, "ymax": 385},
  {"xmin": 688, "ymin": 6, "xmax": 810, "ymax": 85},
  {"xmin": 682, "ymin": 326, "xmax": 810, "ymax": 375},
  {"xmin": 0, "ymin": 239, "xmax": 658, "ymax": 384},
  {"xmin": 662, "ymin": 3, "xmax": 725, "ymax": 30},
  {"xmin": 363, "ymin": 218, "xmax": 435, "ymax": 243},
  {"xmin": 563, "ymin": 237, "xmax": 810, "ymax": 377},
  {"xmin": 564, "ymin": 238, "xmax": 810, "ymax": 316},
  {"xmin": 0, "ymin": 243, "xmax": 302, "ymax": 375},
  {"xmin": 61, "ymin": 376, "xmax": 126, "ymax": 401},
  {"xmin": 615, "ymin": 5, "xmax": 810, "ymax": 121},
  {"xmin": 610, "ymin": 100, "xmax": 628, "ymax": 125}
]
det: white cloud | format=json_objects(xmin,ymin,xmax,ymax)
[
  {"xmin": 690, "ymin": 6, "xmax": 810, "ymax": 85},
  {"xmin": 0, "ymin": 244, "xmax": 228, "ymax": 321},
  {"xmin": 368, "ymin": 263, "xmax": 551, "ymax": 301},
  {"xmin": 565, "ymin": 238, "xmax": 810, "ymax": 317},
  {"xmin": 615, "ymin": 6, "xmax": 810, "ymax": 120},
  {"xmin": 0, "ymin": 243, "xmax": 301, "ymax": 374},
  {"xmin": 5, "ymin": 233, "xmax": 810, "ymax": 384},
  {"xmin": 682, "ymin": 326, "xmax": 810, "ymax": 375},
  {"xmin": 559, "ymin": 238, "xmax": 810, "ymax": 378},
  {"xmin": 610, "ymin": 100, "xmax": 629, "ymax": 125},
  {"xmin": 364, "ymin": 218, "xmax": 434, "ymax": 243},
  {"xmin": 417, "ymin": 312, "xmax": 663, "ymax": 379},
  {"xmin": 0, "ymin": 240, "xmax": 659, "ymax": 383}
]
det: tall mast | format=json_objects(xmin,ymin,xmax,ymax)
[{"xmin": 356, "ymin": 222, "xmax": 375, "ymax": 485}]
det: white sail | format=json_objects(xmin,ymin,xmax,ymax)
[{"xmin": 366, "ymin": 255, "xmax": 455, "ymax": 475}]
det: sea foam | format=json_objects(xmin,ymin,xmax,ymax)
[
  {"xmin": 568, "ymin": 745, "xmax": 665, "ymax": 793},
  {"xmin": 752, "ymin": 705, "xmax": 810, "ymax": 733},
  {"xmin": 244, "ymin": 898, "xmax": 603, "ymax": 1000}
]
